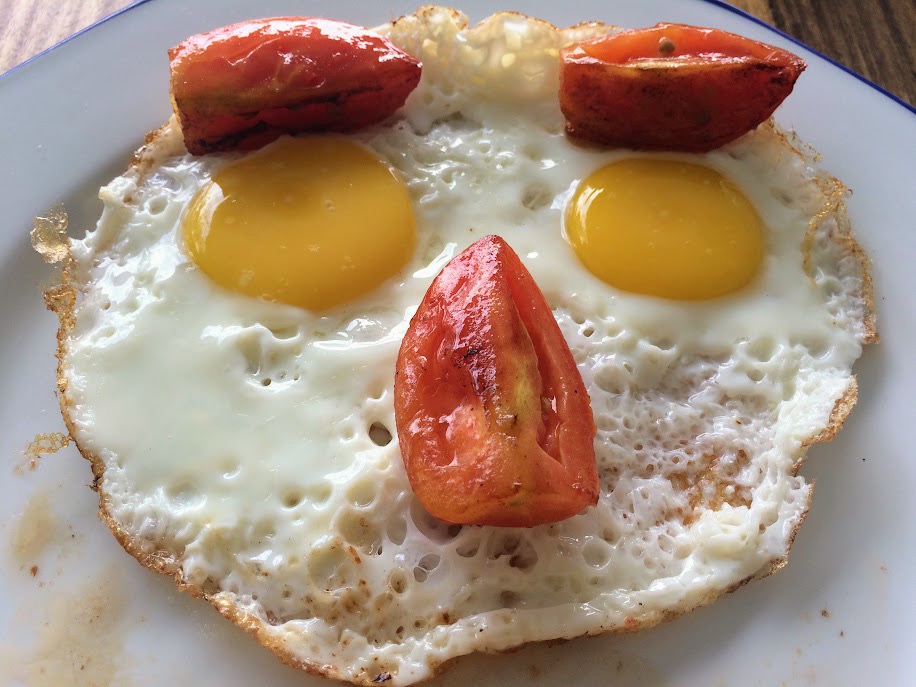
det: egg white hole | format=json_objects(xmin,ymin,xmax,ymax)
[
  {"xmin": 346, "ymin": 479, "xmax": 377, "ymax": 508},
  {"xmin": 307, "ymin": 544, "xmax": 349, "ymax": 588},
  {"xmin": 303, "ymin": 482, "xmax": 332, "ymax": 507},
  {"xmin": 386, "ymin": 515, "xmax": 407, "ymax": 546},
  {"xmin": 499, "ymin": 590, "xmax": 521, "ymax": 607},
  {"xmin": 522, "ymin": 184, "xmax": 551, "ymax": 211},
  {"xmin": 281, "ymin": 488, "xmax": 305, "ymax": 509},
  {"xmin": 749, "ymin": 338, "xmax": 777, "ymax": 361},
  {"xmin": 775, "ymin": 188, "xmax": 796, "ymax": 206},
  {"xmin": 452, "ymin": 531, "xmax": 479, "ymax": 558},
  {"xmin": 595, "ymin": 364, "xmax": 628, "ymax": 396},
  {"xmin": 146, "ymin": 197, "xmax": 167, "ymax": 215},
  {"xmin": 388, "ymin": 570, "xmax": 408, "ymax": 594},
  {"xmin": 252, "ymin": 523, "xmax": 276, "ymax": 543},
  {"xmin": 409, "ymin": 499, "xmax": 464, "ymax": 545},
  {"xmin": 368, "ymin": 422, "xmax": 392, "ymax": 446},
  {"xmin": 486, "ymin": 532, "xmax": 520, "ymax": 559},
  {"xmin": 508, "ymin": 540, "xmax": 539, "ymax": 571},
  {"xmin": 339, "ymin": 509, "xmax": 381, "ymax": 550},
  {"xmin": 221, "ymin": 458, "xmax": 241, "ymax": 479},
  {"xmin": 415, "ymin": 554, "xmax": 441, "ymax": 583}
]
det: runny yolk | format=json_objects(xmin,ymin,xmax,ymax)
[
  {"xmin": 566, "ymin": 159, "xmax": 763, "ymax": 300},
  {"xmin": 183, "ymin": 137, "xmax": 416, "ymax": 311}
]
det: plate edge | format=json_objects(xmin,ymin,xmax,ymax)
[{"xmin": 0, "ymin": 0, "xmax": 155, "ymax": 81}]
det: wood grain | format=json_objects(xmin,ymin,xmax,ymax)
[
  {"xmin": 768, "ymin": 0, "xmax": 915, "ymax": 104},
  {"xmin": 0, "ymin": 0, "xmax": 912, "ymax": 106},
  {"xmin": 0, "ymin": 0, "xmax": 133, "ymax": 74}
]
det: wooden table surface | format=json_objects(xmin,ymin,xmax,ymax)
[{"xmin": 1, "ymin": 0, "xmax": 913, "ymax": 105}]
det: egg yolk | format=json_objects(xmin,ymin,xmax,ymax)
[
  {"xmin": 183, "ymin": 137, "xmax": 415, "ymax": 311},
  {"xmin": 566, "ymin": 159, "xmax": 763, "ymax": 300}
]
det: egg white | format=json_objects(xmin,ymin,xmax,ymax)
[{"xmin": 56, "ymin": 7, "xmax": 874, "ymax": 686}]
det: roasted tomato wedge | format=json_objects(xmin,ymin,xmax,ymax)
[
  {"xmin": 168, "ymin": 18, "xmax": 421, "ymax": 154},
  {"xmin": 560, "ymin": 23, "xmax": 806, "ymax": 152},
  {"xmin": 394, "ymin": 236, "xmax": 599, "ymax": 527}
]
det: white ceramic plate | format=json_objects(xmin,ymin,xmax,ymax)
[{"xmin": 1, "ymin": 1, "xmax": 913, "ymax": 685}]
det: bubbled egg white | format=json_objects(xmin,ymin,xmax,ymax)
[{"xmin": 56, "ymin": 7, "xmax": 874, "ymax": 686}]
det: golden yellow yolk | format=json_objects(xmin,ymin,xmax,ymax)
[
  {"xmin": 183, "ymin": 137, "xmax": 415, "ymax": 311},
  {"xmin": 566, "ymin": 159, "xmax": 763, "ymax": 300}
]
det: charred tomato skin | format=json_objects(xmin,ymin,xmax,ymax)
[
  {"xmin": 168, "ymin": 17, "xmax": 421, "ymax": 154},
  {"xmin": 560, "ymin": 23, "xmax": 806, "ymax": 152},
  {"xmin": 394, "ymin": 236, "xmax": 599, "ymax": 527}
]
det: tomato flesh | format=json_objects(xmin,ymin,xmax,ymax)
[
  {"xmin": 394, "ymin": 236, "xmax": 599, "ymax": 527},
  {"xmin": 168, "ymin": 18, "xmax": 421, "ymax": 154},
  {"xmin": 560, "ymin": 24, "xmax": 806, "ymax": 152}
]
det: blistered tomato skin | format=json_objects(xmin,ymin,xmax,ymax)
[
  {"xmin": 168, "ymin": 18, "xmax": 422, "ymax": 154},
  {"xmin": 394, "ymin": 236, "xmax": 599, "ymax": 527},
  {"xmin": 559, "ymin": 23, "xmax": 806, "ymax": 152}
]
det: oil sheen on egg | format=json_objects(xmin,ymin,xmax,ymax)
[{"xmin": 57, "ymin": 8, "xmax": 874, "ymax": 686}]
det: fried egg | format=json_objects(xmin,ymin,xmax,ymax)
[{"xmin": 48, "ymin": 7, "xmax": 875, "ymax": 686}]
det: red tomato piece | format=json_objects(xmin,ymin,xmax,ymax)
[
  {"xmin": 394, "ymin": 236, "xmax": 599, "ymax": 527},
  {"xmin": 168, "ymin": 18, "xmax": 421, "ymax": 154},
  {"xmin": 560, "ymin": 24, "xmax": 806, "ymax": 152}
]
